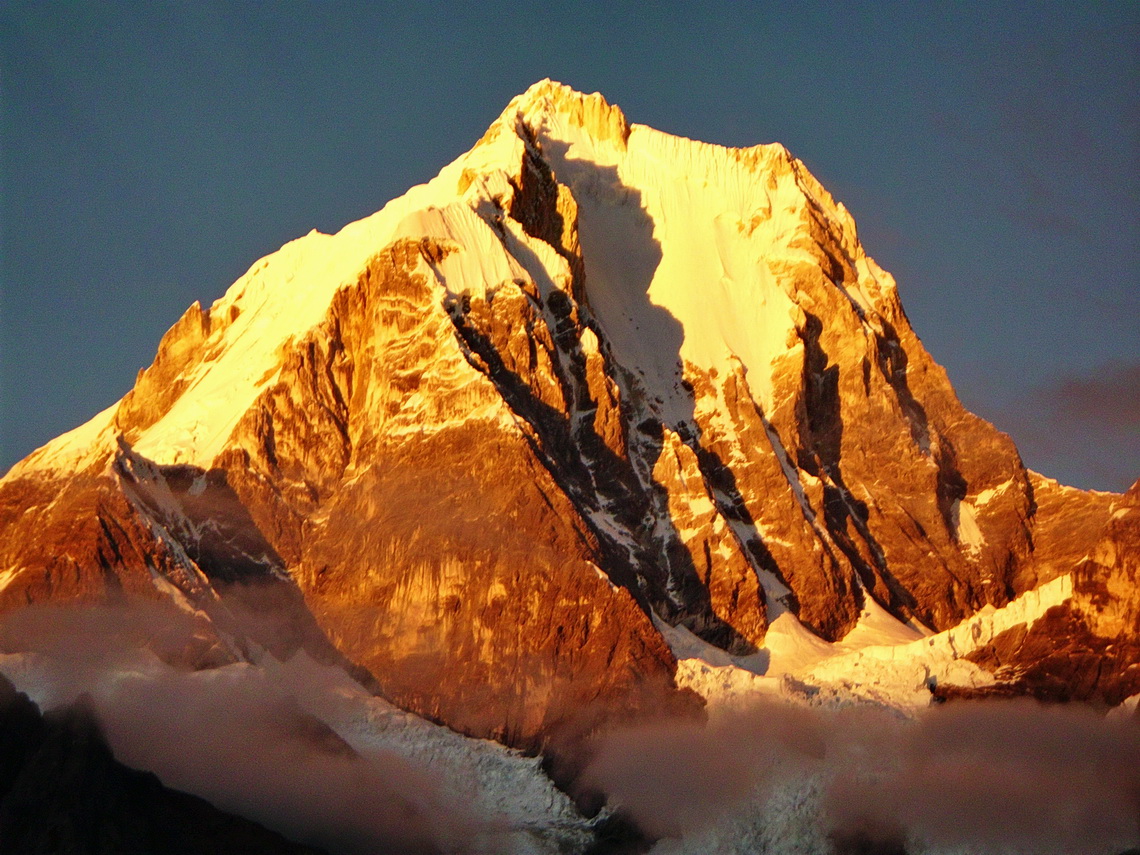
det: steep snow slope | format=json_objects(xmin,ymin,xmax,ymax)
[
  {"xmin": 515, "ymin": 82, "xmax": 853, "ymax": 421},
  {"xmin": 9, "ymin": 122, "xmax": 540, "ymax": 476}
]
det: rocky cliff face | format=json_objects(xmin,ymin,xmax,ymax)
[
  {"xmin": 0, "ymin": 80, "xmax": 1133, "ymax": 775},
  {"xmin": 940, "ymin": 478, "xmax": 1140, "ymax": 705}
]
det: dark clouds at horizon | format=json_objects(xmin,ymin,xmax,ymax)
[
  {"xmin": 1009, "ymin": 360, "xmax": 1140, "ymax": 490},
  {"xmin": 1, "ymin": 1, "xmax": 1137, "ymax": 490}
]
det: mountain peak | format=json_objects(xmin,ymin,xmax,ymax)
[
  {"xmin": 504, "ymin": 79, "xmax": 631, "ymax": 147},
  {"xmin": 2, "ymin": 84, "xmax": 1137, "ymax": 829}
]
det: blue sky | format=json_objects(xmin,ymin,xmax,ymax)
[{"xmin": 2, "ymin": 1, "xmax": 1137, "ymax": 489}]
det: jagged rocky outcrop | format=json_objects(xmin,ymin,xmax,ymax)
[
  {"xmin": 0, "ymin": 673, "xmax": 324, "ymax": 855},
  {"xmin": 0, "ymin": 79, "xmax": 1134, "ymax": 776},
  {"xmin": 938, "ymin": 478, "xmax": 1140, "ymax": 705}
]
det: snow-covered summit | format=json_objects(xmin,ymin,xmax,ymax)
[{"xmin": 13, "ymin": 80, "xmax": 882, "ymax": 475}]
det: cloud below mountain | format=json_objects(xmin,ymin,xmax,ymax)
[
  {"xmin": 0, "ymin": 603, "xmax": 487, "ymax": 855},
  {"xmin": 583, "ymin": 697, "xmax": 1140, "ymax": 853}
]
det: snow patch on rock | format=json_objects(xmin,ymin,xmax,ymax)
[{"xmin": 673, "ymin": 574, "xmax": 1073, "ymax": 714}]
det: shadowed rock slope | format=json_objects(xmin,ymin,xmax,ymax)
[{"xmin": 0, "ymin": 674, "xmax": 324, "ymax": 855}]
